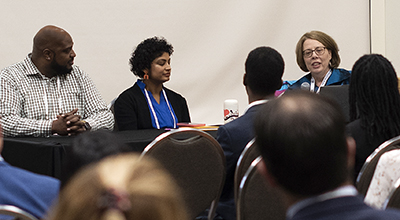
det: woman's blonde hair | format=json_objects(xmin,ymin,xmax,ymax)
[
  {"xmin": 295, "ymin": 30, "xmax": 341, "ymax": 72},
  {"xmin": 47, "ymin": 153, "xmax": 188, "ymax": 220}
]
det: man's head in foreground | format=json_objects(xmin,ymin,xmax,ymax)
[{"xmin": 255, "ymin": 91, "xmax": 355, "ymax": 202}]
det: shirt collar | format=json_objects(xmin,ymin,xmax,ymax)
[
  {"xmin": 24, "ymin": 54, "xmax": 42, "ymax": 76},
  {"xmin": 286, "ymin": 185, "xmax": 358, "ymax": 219},
  {"xmin": 0, "ymin": 155, "xmax": 4, "ymax": 162},
  {"xmin": 243, "ymin": 99, "xmax": 269, "ymax": 114}
]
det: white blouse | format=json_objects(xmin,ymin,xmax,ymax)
[{"xmin": 364, "ymin": 149, "xmax": 400, "ymax": 209}]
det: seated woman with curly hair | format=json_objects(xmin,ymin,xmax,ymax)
[{"xmin": 114, "ymin": 37, "xmax": 191, "ymax": 130}]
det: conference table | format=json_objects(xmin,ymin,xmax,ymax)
[{"xmin": 2, "ymin": 129, "xmax": 218, "ymax": 180}]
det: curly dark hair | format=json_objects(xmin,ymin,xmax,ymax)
[{"xmin": 129, "ymin": 37, "xmax": 174, "ymax": 78}]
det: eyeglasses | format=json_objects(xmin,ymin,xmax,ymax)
[{"xmin": 302, "ymin": 47, "xmax": 326, "ymax": 58}]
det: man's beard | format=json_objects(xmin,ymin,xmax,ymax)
[{"xmin": 50, "ymin": 59, "xmax": 72, "ymax": 76}]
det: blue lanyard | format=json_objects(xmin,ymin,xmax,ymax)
[{"xmin": 144, "ymin": 89, "xmax": 177, "ymax": 129}]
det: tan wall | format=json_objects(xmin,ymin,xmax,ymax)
[
  {"xmin": 0, "ymin": 1, "xmax": 370, "ymax": 124},
  {"xmin": 383, "ymin": 0, "xmax": 400, "ymax": 73}
]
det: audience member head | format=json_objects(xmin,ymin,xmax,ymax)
[
  {"xmin": 129, "ymin": 37, "xmax": 174, "ymax": 79},
  {"xmin": 349, "ymin": 54, "xmax": 400, "ymax": 140},
  {"xmin": 255, "ymin": 91, "xmax": 354, "ymax": 199},
  {"xmin": 295, "ymin": 31, "xmax": 340, "ymax": 73},
  {"xmin": 31, "ymin": 25, "xmax": 76, "ymax": 78},
  {"xmin": 243, "ymin": 46, "xmax": 284, "ymax": 99},
  {"xmin": 61, "ymin": 130, "xmax": 130, "ymax": 187},
  {"xmin": 48, "ymin": 153, "xmax": 188, "ymax": 220}
]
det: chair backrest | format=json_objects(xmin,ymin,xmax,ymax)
[
  {"xmin": 234, "ymin": 138, "xmax": 260, "ymax": 202},
  {"xmin": 107, "ymin": 98, "xmax": 117, "ymax": 113},
  {"xmin": 141, "ymin": 128, "xmax": 226, "ymax": 220},
  {"xmin": 108, "ymin": 98, "xmax": 118, "ymax": 131},
  {"xmin": 357, "ymin": 135, "xmax": 400, "ymax": 196},
  {"xmin": 236, "ymin": 157, "xmax": 286, "ymax": 220},
  {"xmin": 0, "ymin": 205, "xmax": 38, "ymax": 220},
  {"xmin": 384, "ymin": 177, "xmax": 400, "ymax": 209}
]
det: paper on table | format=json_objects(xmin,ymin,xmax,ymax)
[
  {"xmin": 176, "ymin": 123, "xmax": 219, "ymax": 131},
  {"xmin": 177, "ymin": 122, "xmax": 206, "ymax": 127}
]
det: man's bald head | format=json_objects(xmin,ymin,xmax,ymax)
[
  {"xmin": 32, "ymin": 25, "xmax": 72, "ymax": 55},
  {"xmin": 30, "ymin": 25, "xmax": 76, "ymax": 77}
]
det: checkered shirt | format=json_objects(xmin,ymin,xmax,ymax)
[{"xmin": 0, "ymin": 54, "xmax": 114, "ymax": 137}]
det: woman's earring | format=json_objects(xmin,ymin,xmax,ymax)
[{"xmin": 144, "ymin": 74, "xmax": 149, "ymax": 80}]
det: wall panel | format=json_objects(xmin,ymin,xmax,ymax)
[{"xmin": 0, "ymin": 1, "xmax": 369, "ymax": 124}]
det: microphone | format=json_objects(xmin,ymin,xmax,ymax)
[{"xmin": 301, "ymin": 82, "xmax": 310, "ymax": 91}]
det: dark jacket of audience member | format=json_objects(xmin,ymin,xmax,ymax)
[{"xmin": 216, "ymin": 46, "xmax": 284, "ymax": 220}]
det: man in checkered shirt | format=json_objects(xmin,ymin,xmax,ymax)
[{"xmin": 0, "ymin": 25, "xmax": 114, "ymax": 137}]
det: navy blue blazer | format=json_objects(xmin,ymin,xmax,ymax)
[
  {"xmin": 290, "ymin": 196, "xmax": 400, "ymax": 220},
  {"xmin": 0, "ymin": 160, "xmax": 60, "ymax": 218},
  {"xmin": 215, "ymin": 104, "xmax": 263, "ymax": 220}
]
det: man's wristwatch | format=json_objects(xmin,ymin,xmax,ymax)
[{"xmin": 81, "ymin": 120, "xmax": 92, "ymax": 131}]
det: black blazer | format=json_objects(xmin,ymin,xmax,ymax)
[{"xmin": 114, "ymin": 82, "xmax": 191, "ymax": 130}]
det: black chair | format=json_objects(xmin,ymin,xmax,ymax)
[
  {"xmin": 384, "ymin": 177, "xmax": 400, "ymax": 209},
  {"xmin": 236, "ymin": 156, "xmax": 286, "ymax": 220},
  {"xmin": 108, "ymin": 98, "xmax": 118, "ymax": 131},
  {"xmin": 234, "ymin": 138, "xmax": 260, "ymax": 202},
  {"xmin": 107, "ymin": 98, "xmax": 117, "ymax": 114},
  {"xmin": 141, "ymin": 128, "xmax": 226, "ymax": 220},
  {"xmin": 357, "ymin": 135, "xmax": 400, "ymax": 196},
  {"xmin": 0, "ymin": 205, "xmax": 38, "ymax": 220}
]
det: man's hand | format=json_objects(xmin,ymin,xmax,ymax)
[
  {"xmin": 64, "ymin": 108, "xmax": 86, "ymax": 135},
  {"xmin": 51, "ymin": 109, "xmax": 86, "ymax": 136},
  {"xmin": 51, "ymin": 115, "xmax": 68, "ymax": 135}
]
